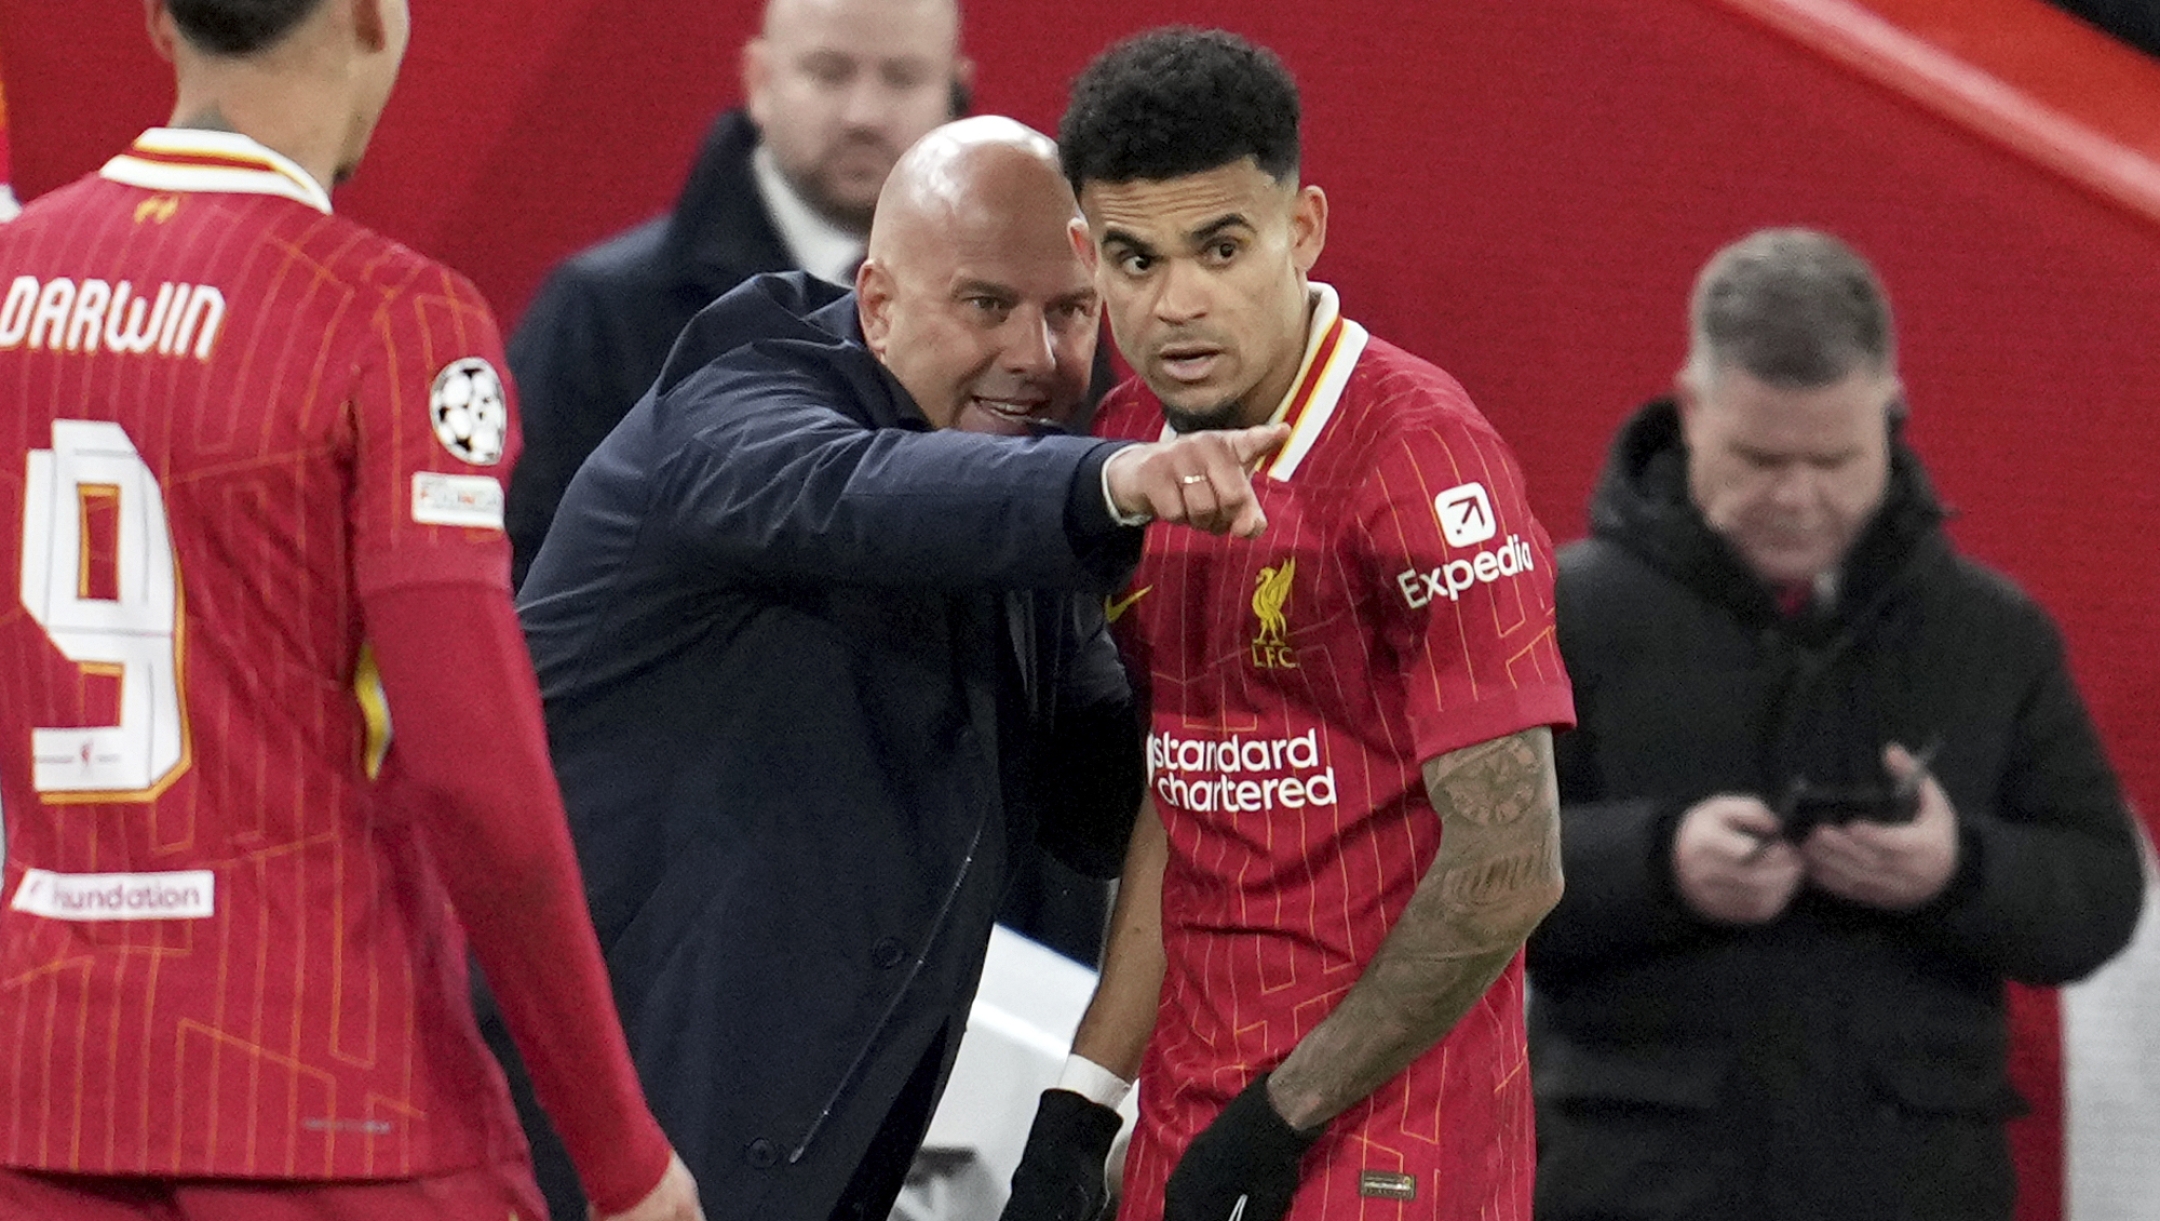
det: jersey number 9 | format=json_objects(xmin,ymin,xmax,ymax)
[{"xmin": 19, "ymin": 420, "xmax": 189, "ymax": 799}]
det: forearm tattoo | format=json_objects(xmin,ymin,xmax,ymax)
[
  {"xmin": 1424, "ymin": 732, "xmax": 1543, "ymax": 826},
  {"xmin": 1438, "ymin": 842, "xmax": 1559, "ymax": 908},
  {"xmin": 1267, "ymin": 728, "xmax": 1562, "ymax": 1129}
]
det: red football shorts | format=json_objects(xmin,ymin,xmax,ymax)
[{"xmin": 0, "ymin": 1159, "xmax": 547, "ymax": 1220}]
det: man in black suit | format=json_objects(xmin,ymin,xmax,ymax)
[{"xmin": 505, "ymin": 0, "xmax": 969, "ymax": 586}]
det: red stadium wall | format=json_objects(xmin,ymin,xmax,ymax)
[{"xmin": 4, "ymin": 3, "xmax": 2155, "ymax": 1218}]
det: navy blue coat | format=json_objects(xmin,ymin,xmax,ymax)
[{"xmin": 514, "ymin": 273, "xmax": 1144, "ymax": 1220}]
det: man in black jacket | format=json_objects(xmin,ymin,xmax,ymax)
[
  {"xmin": 505, "ymin": 0, "xmax": 969, "ymax": 585},
  {"xmin": 511, "ymin": 117, "xmax": 1287, "ymax": 1221},
  {"xmin": 1527, "ymin": 228, "xmax": 2145, "ymax": 1221}
]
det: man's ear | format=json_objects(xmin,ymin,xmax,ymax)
[
  {"xmin": 351, "ymin": 0, "xmax": 388, "ymax": 53},
  {"xmin": 1673, "ymin": 366, "xmax": 1705, "ymax": 449},
  {"xmin": 1881, "ymin": 375, "xmax": 1908, "ymax": 426},
  {"xmin": 146, "ymin": 0, "xmax": 179, "ymax": 63},
  {"xmin": 856, "ymin": 260, "xmax": 896, "ymax": 357},
  {"xmin": 947, "ymin": 57, "xmax": 977, "ymax": 117},
  {"xmin": 1068, "ymin": 216, "xmax": 1099, "ymax": 275},
  {"xmin": 1290, "ymin": 183, "xmax": 1328, "ymax": 275},
  {"xmin": 742, "ymin": 39, "xmax": 773, "ymax": 130}
]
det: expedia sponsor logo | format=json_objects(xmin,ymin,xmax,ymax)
[
  {"xmin": 300, "ymin": 1117, "xmax": 395, "ymax": 1136},
  {"xmin": 1397, "ymin": 535, "xmax": 1535, "ymax": 608},
  {"xmin": 1147, "ymin": 728, "xmax": 1336, "ymax": 813},
  {"xmin": 1436, "ymin": 482, "xmax": 1497, "ymax": 546}
]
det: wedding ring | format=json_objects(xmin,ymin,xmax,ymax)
[{"xmin": 1179, "ymin": 474, "xmax": 1209, "ymax": 485}]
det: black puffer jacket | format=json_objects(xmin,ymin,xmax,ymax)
[{"xmin": 1526, "ymin": 399, "xmax": 2144, "ymax": 1221}]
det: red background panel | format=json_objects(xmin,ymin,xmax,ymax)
[{"xmin": 4, "ymin": 3, "xmax": 2155, "ymax": 1218}]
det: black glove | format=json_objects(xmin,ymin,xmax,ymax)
[
  {"xmin": 1002, "ymin": 1088, "xmax": 1124, "ymax": 1221},
  {"xmin": 1162, "ymin": 1073, "xmax": 1322, "ymax": 1221}
]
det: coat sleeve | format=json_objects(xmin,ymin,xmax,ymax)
[
  {"xmin": 1908, "ymin": 608, "xmax": 2146, "ymax": 985},
  {"xmin": 1032, "ymin": 599, "xmax": 1145, "ymax": 879},
  {"xmin": 651, "ymin": 354, "xmax": 1140, "ymax": 594},
  {"xmin": 1528, "ymin": 721, "xmax": 1716, "ymax": 977},
  {"xmin": 1528, "ymin": 545, "xmax": 1724, "ymax": 979}
]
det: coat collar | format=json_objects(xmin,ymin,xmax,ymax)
[
  {"xmin": 652, "ymin": 271, "xmax": 925, "ymax": 432},
  {"xmin": 659, "ymin": 109, "xmax": 797, "ymax": 294}
]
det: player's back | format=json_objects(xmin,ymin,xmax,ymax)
[{"xmin": 0, "ymin": 131, "xmax": 522, "ymax": 1181}]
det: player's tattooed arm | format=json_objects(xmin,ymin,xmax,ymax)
[{"xmin": 1264, "ymin": 727, "xmax": 1563, "ymax": 1131}]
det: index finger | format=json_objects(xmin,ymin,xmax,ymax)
[{"xmin": 1228, "ymin": 422, "xmax": 1292, "ymax": 469}]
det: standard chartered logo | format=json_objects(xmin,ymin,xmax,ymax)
[{"xmin": 1148, "ymin": 728, "xmax": 1337, "ymax": 813}]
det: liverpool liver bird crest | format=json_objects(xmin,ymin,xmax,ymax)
[{"xmin": 1252, "ymin": 559, "xmax": 1295, "ymax": 647}]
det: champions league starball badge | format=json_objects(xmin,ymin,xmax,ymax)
[{"xmin": 428, "ymin": 357, "xmax": 508, "ymax": 466}]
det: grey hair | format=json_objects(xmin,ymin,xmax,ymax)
[{"xmin": 1685, "ymin": 228, "xmax": 1895, "ymax": 388}]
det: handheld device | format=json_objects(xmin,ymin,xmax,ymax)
[
  {"xmin": 1778, "ymin": 781, "xmax": 1920, "ymax": 840},
  {"xmin": 1776, "ymin": 738, "xmax": 1939, "ymax": 841}
]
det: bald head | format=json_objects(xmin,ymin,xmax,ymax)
[
  {"xmin": 867, "ymin": 116, "xmax": 1068, "ymax": 270},
  {"xmin": 856, "ymin": 118, "xmax": 1101, "ymax": 436},
  {"xmin": 743, "ymin": 0, "xmax": 969, "ymax": 231}
]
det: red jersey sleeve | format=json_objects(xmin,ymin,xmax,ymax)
[
  {"xmin": 348, "ymin": 262, "xmax": 520, "ymax": 597},
  {"xmin": 1358, "ymin": 412, "xmax": 1575, "ymax": 764},
  {"xmin": 364, "ymin": 582, "xmax": 671, "ymax": 1213},
  {"xmin": 345, "ymin": 260, "xmax": 668, "ymax": 1209}
]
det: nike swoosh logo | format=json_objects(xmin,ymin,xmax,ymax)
[
  {"xmin": 1228, "ymin": 1193, "xmax": 1249, "ymax": 1221},
  {"xmin": 1104, "ymin": 585, "xmax": 1153, "ymax": 624}
]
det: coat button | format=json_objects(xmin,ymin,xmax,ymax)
[
  {"xmin": 746, "ymin": 1138, "xmax": 777, "ymax": 1169},
  {"xmin": 871, "ymin": 937, "xmax": 906, "ymax": 969}
]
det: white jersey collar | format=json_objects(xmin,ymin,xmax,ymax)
[
  {"xmin": 100, "ymin": 128, "xmax": 333, "ymax": 215},
  {"xmin": 1259, "ymin": 282, "xmax": 1370, "ymax": 482}
]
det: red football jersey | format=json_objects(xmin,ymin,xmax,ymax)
[
  {"xmin": 0, "ymin": 130, "xmax": 523, "ymax": 1179},
  {"xmin": 1099, "ymin": 286, "xmax": 1575, "ymax": 1221}
]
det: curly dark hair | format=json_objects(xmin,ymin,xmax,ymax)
[
  {"xmin": 1059, "ymin": 26, "xmax": 1301, "ymax": 191},
  {"xmin": 169, "ymin": 0, "xmax": 326, "ymax": 56}
]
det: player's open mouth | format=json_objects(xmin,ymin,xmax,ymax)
[{"xmin": 1157, "ymin": 346, "xmax": 1222, "ymax": 383}]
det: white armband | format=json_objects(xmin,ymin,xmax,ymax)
[{"xmin": 1056, "ymin": 1053, "xmax": 1134, "ymax": 1109}]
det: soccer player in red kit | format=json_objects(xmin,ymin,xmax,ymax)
[
  {"xmin": 1000, "ymin": 28, "xmax": 1573, "ymax": 1221},
  {"xmin": 0, "ymin": 2, "xmax": 699, "ymax": 1219}
]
